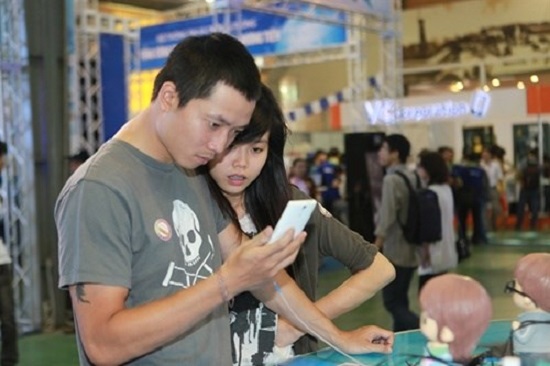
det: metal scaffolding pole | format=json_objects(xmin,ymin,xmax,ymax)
[{"xmin": 0, "ymin": 0, "xmax": 41, "ymax": 333}]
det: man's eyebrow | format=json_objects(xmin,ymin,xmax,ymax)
[{"xmin": 206, "ymin": 113, "xmax": 231, "ymax": 126}]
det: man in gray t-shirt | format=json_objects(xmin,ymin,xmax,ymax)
[
  {"xmin": 374, "ymin": 134, "xmax": 420, "ymax": 333},
  {"xmin": 55, "ymin": 33, "xmax": 305, "ymax": 365}
]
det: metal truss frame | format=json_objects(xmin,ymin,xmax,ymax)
[
  {"xmin": 69, "ymin": 0, "xmax": 139, "ymax": 154},
  {"xmin": 0, "ymin": 0, "xmax": 41, "ymax": 333},
  {"xmin": 166, "ymin": 0, "xmax": 403, "ymax": 105},
  {"xmin": 85, "ymin": 0, "xmax": 402, "ymax": 132}
]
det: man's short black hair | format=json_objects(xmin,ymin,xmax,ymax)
[
  {"xmin": 0, "ymin": 141, "xmax": 7, "ymax": 156},
  {"xmin": 384, "ymin": 134, "xmax": 410, "ymax": 164}
]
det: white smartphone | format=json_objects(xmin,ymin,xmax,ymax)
[{"xmin": 268, "ymin": 199, "xmax": 317, "ymax": 244}]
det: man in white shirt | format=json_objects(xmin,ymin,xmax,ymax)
[{"xmin": 480, "ymin": 146, "xmax": 503, "ymax": 231}]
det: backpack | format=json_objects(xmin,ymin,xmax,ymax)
[{"xmin": 395, "ymin": 171, "xmax": 442, "ymax": 245}]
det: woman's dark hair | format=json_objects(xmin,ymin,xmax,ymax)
[
  {"xmin": 419, "ymin": 151, "xmax": 449, "ymax": 185},
  {"xmin": 204, "ymin": 84, "xmax": 291, "ymax": 234},
  {"xmin": 151, "ymin": 33, "xmax": 261, "ymax": 107}
]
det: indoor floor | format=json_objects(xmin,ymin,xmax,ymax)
[{"xmin": 16, "ymin": 230, "xmax": 550, "ymax": 365}]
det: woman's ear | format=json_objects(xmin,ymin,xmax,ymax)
[{"xmin": 440, "ymin": 326, "xmax": 455, "ymax": 343}]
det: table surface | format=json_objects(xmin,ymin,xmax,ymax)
[{"xmin": 281, "ymin": 319, "xmax": 512, "ymax": 366}]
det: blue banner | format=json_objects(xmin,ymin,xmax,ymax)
[
  {"xmin": 140, "ymin": 7, "xmax": 347, "ymax": 70},
  {"xmin": 100, "ymin": 34, "xmax": 128, "ymax": 141}
]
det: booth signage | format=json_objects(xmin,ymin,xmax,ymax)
[
  {"xmin": 140, "ymin": 7, "xmax": 347, "ymax": 70},
  {"xmin": 364, "ymin": 90, "xmax": 492, "ymax": 124}
]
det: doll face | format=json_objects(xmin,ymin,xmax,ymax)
[
  {"xmin": 512, "ymin": 281, "xmax": 537, "ymax": 311},
  {"xmin": 420, "ymin": 311, "xmax": 439, "ymax": 342}
]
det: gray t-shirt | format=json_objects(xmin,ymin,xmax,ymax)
[{"xmin": 55, "ymin": 140, "xmax": 231, "ymax": 365}]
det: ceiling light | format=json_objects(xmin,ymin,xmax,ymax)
[
  {"xmin": 449, "ymin": 81, "xmax": 463, "ymax": 93},
  {"xmin": 517, "ymin": 81, "xmax": 525, "ymax": 90},
  {"xmin": 530, "ymin": 75, "xmax": 539, "ymax": 83}
]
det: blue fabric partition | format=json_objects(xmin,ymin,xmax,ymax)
[{"xmin": 100, "ymin": 33, "xmax": 128, "ymax": 142}]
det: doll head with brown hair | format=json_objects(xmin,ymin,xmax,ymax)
[
  {"xmin": 419, "ymin": 274, "xmax": 493, "ymax": 363},
  {"xmin": 513, "ymin": 253, "xmax": 550, "ymax": 312}
]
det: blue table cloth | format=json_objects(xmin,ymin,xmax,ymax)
[{"xmin": 281, "ymin": 319, "xmax": 512, "ymax": 366}]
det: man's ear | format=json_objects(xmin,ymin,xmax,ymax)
[
  {"xmin": 440, "ymin": 326, "xmax": 455, "ymax": 343},
  {"xmin": 158, "ymin": 81, "xmax": 178, "ymax": 110}
]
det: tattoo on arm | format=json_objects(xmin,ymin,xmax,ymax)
[{"xmin": 76, "ymin": 284, "xmax": 90, "ymax": 304}]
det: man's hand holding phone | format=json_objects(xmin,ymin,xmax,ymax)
[{"xmin": 219, "ymin": 200, "xmax": 316, "ymax": 297}]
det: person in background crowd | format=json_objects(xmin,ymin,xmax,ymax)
[
  {"xmin": 0, "ymin": 141, "xmax": 18, "ymax": 366},
  {"xmin": 375, "ymin": 134, "xmax": 420, "ymax": 332},
  {"xmin": 515, "ymin": 149, "xmax": 542, "ymax": 231},
  {"xmin": 416, "ymin": 151, "xmax": 458, "ymax": 291},
  {"xmin": 452, "ymin": 150, "xmax": 489, "ymax": 245},
  {"xmin": 288, "ymin": 157, "xmax": 318, "ymax": 200},
  {"xmin": 437, "ymin": 146, "xmax": 454, "ymax": 168},
  {"xmin": 310, "ymin": 150, "xmax": 338, "ymax": 209},
  {"xmin": 327, "ymin": 147, "xmax": 342, "ymax": 166},
  {"xmin": 480, "ymin": 146, "xmax": 504, "ymax": 231},
  {"xmin": 205, "ymin": 84, "xmax": 395, "ymax": 365}
]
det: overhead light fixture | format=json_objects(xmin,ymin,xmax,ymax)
[
  {"xmin": 530, "ymin": 75, "xmax": 539, "ymax": 83},
  {"xmin": 483, "ymin": 85, "xmax": 490, "ymax": 92},
  {"xmin": 254, "ymin": 56, "xmax": 264, "ymax": 68},
  {"xmin": 449, "ymin": 81, "xmax": 464, "ymax": 93},
  {"xmin": 491, "ymin": 78, "xmax": 500, "ymax": 87},
  {"xmin": 517, "ymin": 81, "xmax": 525, "ymax": 90}
]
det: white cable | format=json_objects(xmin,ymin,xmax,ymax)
[{"xmin": 273, "ymin": 280, "xmax": 367, "ymax": 366}]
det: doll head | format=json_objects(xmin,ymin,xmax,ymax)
[
  {"xmin": 419, "ymin": 274, "xmax": 492, "ymax": 363},
  {"xmin": 513, "ymin": 253, "xmax": 550, "ymax": 312}
]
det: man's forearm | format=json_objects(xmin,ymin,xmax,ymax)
[
  {"xmin": 252, "ymin": 271, "xmax": 343, "ymax": 346},
  {"xmin": 73, "ymin": 273, "xmax": 228, "ymax": 365}
]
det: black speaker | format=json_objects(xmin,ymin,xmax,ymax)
[{"xmin": 344, "ymin": 132, "xmax": 386, "ymax": 242}]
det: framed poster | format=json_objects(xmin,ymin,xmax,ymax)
[
  {"xmin": 513, "ymin": 123, "xmax": 550, "ymax": 166},
  {"xmin": 462, "ymin": 126, "xmax": 494, "ymax": 160}
]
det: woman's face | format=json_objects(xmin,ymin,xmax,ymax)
[
  {"xmin": 208, "ymin": 132, "xmax": 270, "ymax": 199},
  {"xmin": 417, "ymin": 165, "xmax": 428, "ymax": 182},
  {"xmin": 292, "ymin": 160, "xmax": 308, "ymax": 178}
]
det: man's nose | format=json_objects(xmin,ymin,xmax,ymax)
[{"xmin": 208, "ymin": 132, "xmax": 230, "ymax": 154}]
